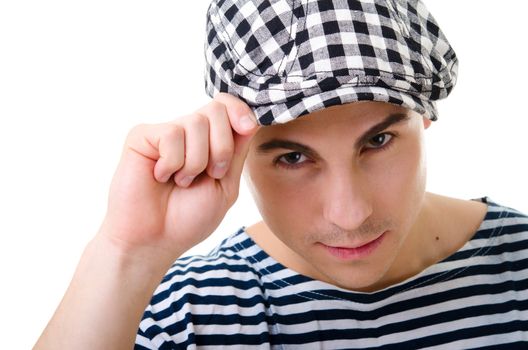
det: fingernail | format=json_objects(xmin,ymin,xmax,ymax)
[
  {"xmin": 212, "ymin": 161, "xmax": 228, "ymax": 178},
  {"xmin": 239, "ymin": 115, "xmax": 256, "ymax": 131},
  {"xmin": 161, "ymin": 173, "xmax": 172, "ymax": 183},
  {"xmin": 177, "ymin": 175, "xmax": 194, "ymax": 188}
]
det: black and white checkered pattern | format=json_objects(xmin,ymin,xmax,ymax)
[{"xmin": 204, "ymin": 0, "xmax": 458, "ymax": 125}]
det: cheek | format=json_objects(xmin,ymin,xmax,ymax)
[
  {"xmin": 370, "ymin": 137, "xmax": 427, "ymax": 225},
  {"xmin": 246, "ymin": 165, "xmax": 317, "ymax": 240},
  {"xmin": 385, "ymin": 146, "xmax": 424, "ymax": 191}
]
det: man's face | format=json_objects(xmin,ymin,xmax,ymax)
[{"xmin": 244, "ymin": 101, "xmax": 431, "ymax": 291}]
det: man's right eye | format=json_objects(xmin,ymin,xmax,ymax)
[{"xmin": 275, "ymin": 152, "xmax": 309, "ymax": 169}]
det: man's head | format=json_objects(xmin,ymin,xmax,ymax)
[
  {"xmin": 204, "ymin": 0, "xmax": 457, "ymax": 290},
  {"xmin": 244, "ymin": 101, "xmax": 431, "ymax": 290}
]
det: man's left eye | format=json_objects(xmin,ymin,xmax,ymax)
[
  {"xmin": 277, "ymin": 152, "xmax": 307, "ymax": 165},
  {"xmin": 365, "ymin": 133, "xmax": 393, "ymax": 149}
]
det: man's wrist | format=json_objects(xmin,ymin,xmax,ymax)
[
  {"xmin": 34, "ymin": 230, "xmax": 181, "ymax": 350},
  {"xmin": 88, "ymin": 230, "xmax": 180, "ymax": 284}
]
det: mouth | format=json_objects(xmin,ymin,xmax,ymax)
[{"xmin": 320, "ymin": 231, "xmax": 387, "ymax": 261}]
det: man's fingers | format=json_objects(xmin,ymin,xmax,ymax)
[
  {"xmin": 207, "ymin": 93, "xmax": 259, "ymax": 194},
  {"xmin": 153, "ymin": 125, "xmax": 185, "ymax": 183},
  {"xmin": 204, "ymin": 102, "xmax": 235, "ymax": 179},
  {"xmin": 125, "ymin": 123, "xmax": 185, "ymax": 183},
  {"xmin": 221, "ymin": 123, "xmax": 259, "ymax": 198},
  {"xmin": 213, "ymin": 92, "xmax": 258, "ymax": 136},
  {"xmin": 127, "ymin": 94, "xmax": 259, "ymax": 191},
  {"xmin": 173, "ymin": 114, "xmax": 210, "ymax": 187},
  {"xmin": 225, "ymin": 129, "xmax": 257, "ymax": 180}
]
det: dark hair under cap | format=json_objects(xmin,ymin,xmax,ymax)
[{"xmin": 204, "ymin": 0, "xmax": 458, "ymax": 125}]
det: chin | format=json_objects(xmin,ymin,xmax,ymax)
[{"xmin": 319, "ymin": 267, "xmax": 389, "ymax": 292}]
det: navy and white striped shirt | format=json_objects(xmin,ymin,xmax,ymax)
[{"xmin": 135, "ymin": 198, "xmax": 528, "ymax": 349}]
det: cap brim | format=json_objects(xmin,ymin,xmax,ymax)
[{"xmin": 252, "ymin": 86, "xmax": 437, "ymax": 125}]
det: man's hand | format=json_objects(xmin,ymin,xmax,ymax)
[
  {"xmin": 34, "ymin": 93, "xmax": 259, "ymax": 350},
  {"xmin": 99, "ymin": 93, "xmax": 258, "ymax": 260}
]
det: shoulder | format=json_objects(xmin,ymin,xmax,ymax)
[
  {"xmin": 423, "ymin": 194, "xmax": 528, "ymax": 270},
  {"xmin": 475, "ymin": 197, "xmax": 528, "ymax": 246},
  {"xmin": 482, "ymin": 197, "xmax": 527, "ymax": 220},
  {"xmin": 136, "ymin": 228, "xmax": 272, "ymax": 347},
  {"xmin": 428, "ymin": 193, "xmax": 527, "ymax": 243},
  {"xmin": 152, "ymin": 228, "xmax": 267, "ymax": 306}
]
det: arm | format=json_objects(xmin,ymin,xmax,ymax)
[{"xmin": 34, "ymin": 93, "xmax": 258, "ymax": 349}]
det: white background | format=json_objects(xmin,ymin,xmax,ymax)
[{"xmin": 0, "ymin": 1, "xmax": 526, "ymax": 348}]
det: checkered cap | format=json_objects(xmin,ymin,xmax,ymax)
[{"xmin": 204, "ymin": 0, "xmax": 458, "ymax": 125}]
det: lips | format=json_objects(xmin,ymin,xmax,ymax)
[{"xmin": 321, "ymin": 231, "xmax": 386, "ymax": 260}]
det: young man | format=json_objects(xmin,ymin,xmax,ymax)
[{"xmin": 36, "ymin": 0, "xmax": 528, "ymax": 348}]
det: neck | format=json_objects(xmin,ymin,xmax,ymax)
[{"xmin": 375, "ymin": 193, "xmax": 488, "ymax": 290}]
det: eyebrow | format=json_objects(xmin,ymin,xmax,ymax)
[
  {"xmin": 354, "ymin": 112, "xmax": 410, "ymax": 150},
  {"xmin": 256, "ymin": 113, "xmax": 410, "ymax": 156},
  {"xmin": 257, "ymin": 139, "xmax": 321, "ymax": 159}
]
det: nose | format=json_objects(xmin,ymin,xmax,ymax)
[{"xmin": 322, "ymin": 169, "xmax": 372, "ymax": 232}]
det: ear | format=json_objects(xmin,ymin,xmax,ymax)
[{"xmin": 423, "ymin": 116, "xmax": 432, "ymax": 129}]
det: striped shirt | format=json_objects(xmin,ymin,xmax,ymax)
[{"xmin": 135, "ymin": 198, "xmax": 528, "ymax": 349}]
